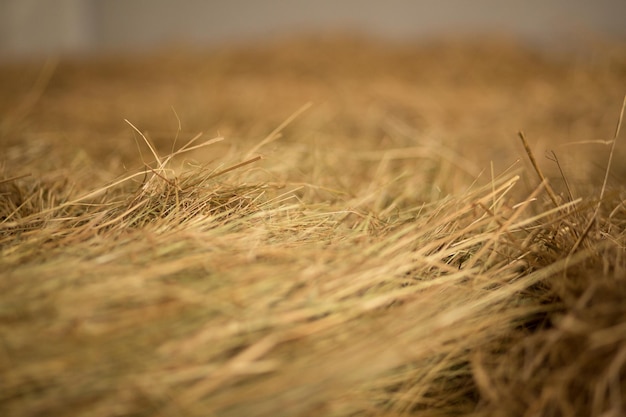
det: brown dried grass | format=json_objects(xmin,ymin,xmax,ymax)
[{"xmin": 1, "ymin": 36, "xmax": 625, "ymax": 417}]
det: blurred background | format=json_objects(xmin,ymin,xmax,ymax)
[{"xmin": 1, "ymin": 0, "xmax": 626, "ymax": 60}]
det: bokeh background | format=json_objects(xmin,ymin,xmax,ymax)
[{"xmin": 2, "ymin": 0, "xmax": 626, "ymax": 59}]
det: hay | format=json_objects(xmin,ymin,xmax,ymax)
[{"xmin": 1, "ymin": 36, "xmax": 625, "ymax": 416}]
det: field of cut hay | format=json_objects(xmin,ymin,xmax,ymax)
[{"xmin": 1, "ymin": 36, "xmax": 626, "ymax": 417}]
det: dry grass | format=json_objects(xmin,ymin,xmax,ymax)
[{"xmin": 1, "ymin": 36, "xmax": 625, "ymax": 417}]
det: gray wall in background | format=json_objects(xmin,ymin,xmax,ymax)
[
  {"xmin": 1, "ymin": 0, "xmax": 625, "ymax": 59},
  {"xmin": 0, "ymin": 0, "xmax": 95, "ymax": 58}
]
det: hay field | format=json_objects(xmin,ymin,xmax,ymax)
[{"xmin": 1, "ymin": 36, "xmax": 626, "ymax": 416}]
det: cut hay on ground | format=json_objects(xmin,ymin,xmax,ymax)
[{"xmin": 1, "ymin": 37, "xmax": 626, "ymax": 416}]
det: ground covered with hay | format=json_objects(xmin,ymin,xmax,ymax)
[{"xmin": 1, "ymin": 36, "xmax": 626, "ymax": 416}]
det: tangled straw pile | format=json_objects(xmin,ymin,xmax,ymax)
[{"xmin": 1, "ymin": 37, "xmax": 625, "ymax": 416}]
